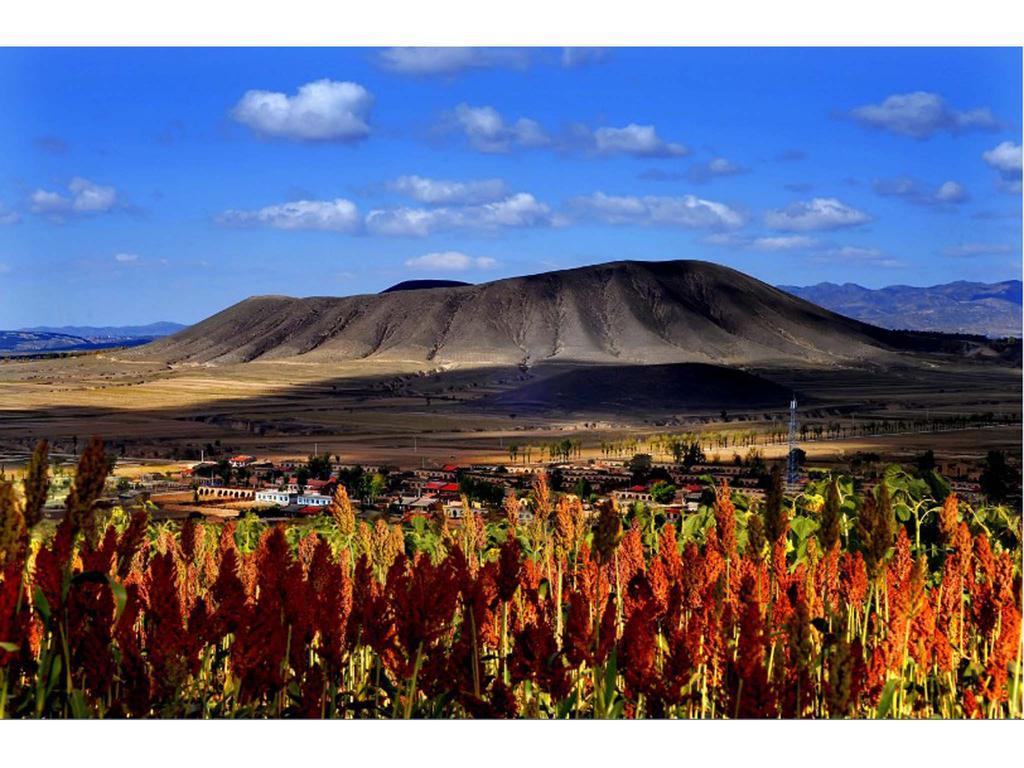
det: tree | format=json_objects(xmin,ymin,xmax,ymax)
[
  {"xmin": 306, "ymin": 453, "xmax": 332, "ymax": 480},
  {"xmin": 915, "ymin": 449, "xmax": 936, "ymax": 475},
  {"xmin": 979, "ymin": 450, "xmax": 1020, "ymax": 504},
  {"xmin": 627, "ymin": 453, "xmax": 653, "ymax": 483},
  {"xmin": 666, "ymin": 436, "xmax": 686, "ymax": 464},
  {"xmin": 362, "ymin": 473, "xmax": 387, "ymax": 503},
  {"xmin": 650, "ymin": 480, "xmax": 677, "ymax": 505},
  {"xmin": 295, "ymin": 467, "xmax": 311, "ymax": 491},
  {"xmin": 683, "ymin": 441, "xmax": 705, "ymax": 469}
]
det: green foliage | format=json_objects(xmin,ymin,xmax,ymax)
[
  {"xmin": 458, "ymin": 474, "xmax": 504, "ymax": 505},
  {"xmin": 306, "ymin": 453, "xmax": 333, "ymax": 481},
  {"xmin": 980, "ymin": 450, "xmax": 1021, "ymax": 504},
  {"xmin": 626, "ymin": 453, "xmax": 652, "ymax": 482},
  {"xmin": 649, "ymin": 480, "xmax": 676, "ymax": 505}
]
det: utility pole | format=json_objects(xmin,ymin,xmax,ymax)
[{"xmin": 787, "ymin": 396, "xmax": 798, "ymax": 487}]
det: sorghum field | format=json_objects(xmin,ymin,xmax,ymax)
[{"xmin": 1, "ymin": 438, "xmax": 1021, "ymax": 718}]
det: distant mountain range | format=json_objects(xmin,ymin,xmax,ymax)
[
  {"xmin": 0, "ymin": 322, "xmax": 186, "ymax": 355},
  {"xmin": 20, "ymin": 321, "xmax": 187, "ymax": 341},
  {"xmin": 778, "ymin": 280, "xmax": 1021, "ymax": 338}
]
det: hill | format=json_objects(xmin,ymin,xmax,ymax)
[
  {"xmin": 778, "ymin": 280, "xmax": 1021, "ymax": 338},
  {"xmin": 381, "ymin": 279, "xmax": 472, "ymax": 293},
  {"xmin": 129, "ymin": 260, "xmax": 1002, "ymax": 369}
]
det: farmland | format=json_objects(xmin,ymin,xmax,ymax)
[{"xmin": 0, "ymin": 437, "xmax": 1020, "ymax": 718}]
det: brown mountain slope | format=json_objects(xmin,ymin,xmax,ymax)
[{"xmin": 129, "ymin": 260, "xmax": 939, "ymax": 369}]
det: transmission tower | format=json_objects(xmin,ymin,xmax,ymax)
[{"xmin": 787, "ymin": 396, "xmax": 798, "ymax": 486}]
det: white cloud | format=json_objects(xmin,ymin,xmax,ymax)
[
  {"xmin": 934, "ymin": 180, "xmax": 968, "ymax": 203},
  {"xmin": 450, "ymin": 103, "xmax": 549, "ymax": 153},
  {"xmin": 813, "ymin": 245, "xmax": 903, "ymax": 268},
  {"xmin": 571, "ymin": 192, "xmax": 744, "ymax": 230},
  {"xmin": 982, "ymin": 141, "xmax": 1022, "ymax": 193},
  {"xmin": 114, "ymin": 252, "xmax": 139, "ymax": 263},
  {"xmin": 30, "ymin": 190, "xmax": 67, "ymax": 214},
  {"xmin": 377, "ymin": 47, "xmax": 529, "ymax": 75},
  {"xmin": 688, "ymin": 156, "xmax": 747, "ymax": 183},
  {"xmin": 388, "ymin": 175, "xmax": 507, "ymax": 205},
  {"xmin": 561, "ymin": 48, "xmax": 608, "ymax": 67},
  {"xmin": 941, "ymin": 243, "xmax": 1013, "ymax": 258},
  {"xmin": 405, "ymin": 251, "xmax": 498, "ymax": 271},
  {"xmin": 0, "ymin": 203, "xmax": 19, "ymax": 225},
  {"xmin": 217, "ymin": 198, "xmax": 361, "ymax": 232},
  {"xmin": 591, "ymin": 124, "xmax": 688, "ymax": 158},
  {"xmin": 751, "ymin": 235, "xmax": 818, "ymax": 251},
  {"xmin": 231, "ymin": 79, "xmax": 373, "ymax": 142},
  {"xmin": 764, "ymin": 197, "xmax": 870, "ymax": 232},
  {"xmin": 850, "ymin": 91, "xmax": 1000, "ymax": 139},
  {"xmin": 29, "ymin": 177, "xmax": 117, "ymax": 217},
  {"xmin": 366, "ymin": 193, "xmax": 561, "ymax": 236},
  {"xmin": 872, "ymin": 176, "xmax": 968, "ymax": 205},
  {"xmin": 703, "ymin": 233, "xmax": 818, "ymax": 251},
  {"xmin": 68, "ymin": 177, "xmax": 117, "ymax": 211}
]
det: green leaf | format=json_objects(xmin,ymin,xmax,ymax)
[
  {"xmin": 876, "ymin": 679, "xmax": 899, "ymax": 719},
  {"xmin": 603, "ymin": 648, "xmax": 618, "ymax": 707},
  {"xmin": 0, "ymin": 641, "xmax": 19, "ymax": 652},
  {"xmin": 108, "ymin": 577, "xmax": 128, "ymax": 623},
  {"xmin": 790, "ymin": 515, "xmax": 818, "ymax": 541},
  {"xmin": 33, "ymin": 585, "xmax": 51, "ymax": 623}
]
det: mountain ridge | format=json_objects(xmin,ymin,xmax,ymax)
[
  {"xmin": 778, "ymin": 280, "xmax": 1021, "ymax": 337},
  {"xmin": 128, "ymin": 259, "xmax": 987, "ymax": 370}
]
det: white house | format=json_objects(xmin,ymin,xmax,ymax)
[
  {"xmin": 255, "ymin": 490, "xmax": 296, "ymax": 505},
  {"xmin": 297, "ymin": 493, "xmax": 331, "ymax": 507}
]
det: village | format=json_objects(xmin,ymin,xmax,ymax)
[{"xmin": 103, "ymin": 444, "xmax": 989, "ymax": 526}]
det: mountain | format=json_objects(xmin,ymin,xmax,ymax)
[
  {"xmin": 778, "ymin": 280, "xmax": 1021, "ymax": 338},
  {"xmin": 0, "ymin": 330, "xmax": 157, "ymax": 355},
  {"xmin": 129, "ymin": 259, "xmax": 981, "ymax": 370},
  {"xmin": 21, "ymin": 321, "xmax": 187, "ymax": 341}
]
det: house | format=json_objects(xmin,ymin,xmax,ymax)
[
  {"xmin": 443, "ymin": 498, "xmax": 482, "ymax": 520},
  {"xmin": 613, "ymin": 484, "xmax": 654, "ymax": 503},
  {"xmin": 296, "ymin": 492, "xmax": 331, "ymax": 508},
  {"xmin": 304, "ymin": 478, "xmax": 337, "ymax": 495},
  {"xmin": 255, "ymin": 490, "xmax": 296, "ymax": 506},
  {"xmin": 229, "ymin": 455, "xmax": 256, "ymax": 468}
]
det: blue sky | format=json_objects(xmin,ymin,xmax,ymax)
[{"xmin": 0, "ymin": 47, "xmax": 1020, "ymax": 327}]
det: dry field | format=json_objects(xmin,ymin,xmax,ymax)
[{"xmin": 0, "ymin": 347, "xmax": 1019, "ymax": 468}]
